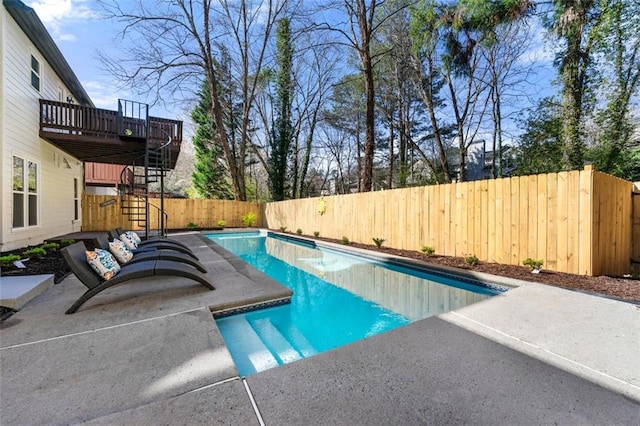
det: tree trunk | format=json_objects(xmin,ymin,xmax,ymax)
[
  {"xmin": 388, "ymin": 122, "xmax": 395, "ymax": 188},
  {"xmin": 360, "ymin": 40, "xmax": 375, "ymax": 192},
  {"xmin": 208, "ymin": 78, "xmax": 244, "ymax": 201}
]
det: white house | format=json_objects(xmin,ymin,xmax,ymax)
[
  {"xmin": 1, "ymin": 1, "xmax": 184, "ymax": 252},
  {"xmin": 1, "ymin": 0, "xmax": 90, "ymax": 252}
]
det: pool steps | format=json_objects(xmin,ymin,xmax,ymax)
[
  {"xmin": 218, "ymin": 314, "xmax": 318, "ymax": 375},
  {"xmin": 218, "ymin": 315, "xmax": 279, "ymax": 375},
  {"xmin": 250, "ymin": 319, "xmax": 303, "ymax": 364}
]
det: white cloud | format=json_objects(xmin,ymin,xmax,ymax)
[
  {"xmin": 520, "ymin": 26, "xmax": 557, "ymax": 65},
  {"xmin": 83, "ymin": 80, "xmax": 127, "ymax": 109},
  {"xmin": 27, "ymin": 0, "xmax": 98, "ymax": 41},
  {"xmin": 29, "ymin": 0, "xmax": 97, "ymax": 22},
  {"xmin": 57, "ymin": 33, "xmax": 76, "ymax": 42},
  {"xmin": 521, "ymin": 43, "xmax": 556, "ymax": 65}
]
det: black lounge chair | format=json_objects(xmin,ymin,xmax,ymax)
[
  {"xmin": 108, "ymin": 229, "xmax": 199, "ymax": 260},
  {"xmin": 61, "ymin": 241, "xmax": 214, "ymax": 314},
  {"xmin": 93, "ymin": 235, "xmax": 208, "ymax": 273},
  {"xmin": 113, "ymin": 227, "xmax": 191, "ymax": 249}
]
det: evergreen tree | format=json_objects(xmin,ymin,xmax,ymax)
[
  {"xmin": 191, "ymin": 80, "xmax": 233, "ymax": 200},
  {"xmin": 548, "ymin": 0, "xmax": 604, "ymax": 170},
  {"xmin": 268, "ymin": 18, "xmax": 294, "ymax": 201},
  {"xmin": 586, "ymin": 0, "xmax": 640, "ymax": 181},
  {"xmin": 513, "ymin": 98, "xmax": 564, "ymax": 176}
]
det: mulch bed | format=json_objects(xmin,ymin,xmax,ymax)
[{"xmin": 1, "ymin": 247, "xmax": 71, "ymax": 284}]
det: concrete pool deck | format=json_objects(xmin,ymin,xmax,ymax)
[{"xmin": 1, "ymin": 232, "xmax": 638, "ymax": 424}]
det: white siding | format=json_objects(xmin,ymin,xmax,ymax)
[
  {"xmin": 1, "ymin": 8, "xmax": 84, "ymax": 252},
  {"xmin": 1, "ymin": 9, "xmax": 6, "ymax": 247}
]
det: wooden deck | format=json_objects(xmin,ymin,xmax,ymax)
[{"xmin": 39, "ymin": 99, "xmax": 183, "ymax": 167}]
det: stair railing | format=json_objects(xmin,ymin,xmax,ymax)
[{"xmin": 118, "ymin": 131, "xmax": 173, "ymax": 239}]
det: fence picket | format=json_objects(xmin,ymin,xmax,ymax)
[{"xmin": 82, "ymin": 166, "xmax": 634, "ymax": 276}]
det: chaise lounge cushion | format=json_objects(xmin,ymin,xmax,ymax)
[
  {"xmin": 119, "ymin": 233, "xmax": 139, "ymax": 250},
  {"xmin": 93, "ymin": 234, "xmax": 208, "ymax": 273},
  {"xmin": 111, "ymin": 228, "xmax": 192, "ymax": 251},
  {"xmin": 86, "ymin": 249, "xmax": 121, "ymax": 280},
  {"xmin": 124, "ymin": 230, "xmax": 142, "ymax": 244},
  {"xmin": 108, "ymin": 239, "xmax": 134, "ymax": 263}
]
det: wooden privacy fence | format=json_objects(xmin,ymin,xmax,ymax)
[
  {"xmin": 264, "ymin": 166, "xmax": 634, "ymax": 277},
  {"xmin": 634, "ymin": 182, "xmax": 640, "ymax": 265},
  {"xmin": 82, "ymin": 166, "xmax": 636, "ymax": 277},
  {"xmin": 82, "ymin": 196, "xmax": 264, "ymax": 231}
]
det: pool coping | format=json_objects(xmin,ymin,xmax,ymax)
[
  {"xmin": 197, "ymin": 233, "xmax": 294, "ymax": 317},
  {"xmin": 266, "ymin": 231, "xmax": 521, "ymax": 292},
  {"xmin": 204, "ymin": 229, "xmax": 513, "ymax": 319},
  {"xmin": 211, "ymin": 296, "xmax": 292, "ymax": 318}
]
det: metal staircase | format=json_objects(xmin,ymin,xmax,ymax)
[{"xmin": 117, "ymin": 100, "xmax": 170, "ymax": 238}]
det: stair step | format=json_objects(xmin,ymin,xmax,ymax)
[
  {"xmin": 248, "ymin": 318, "xmax": 304, "ymax": 365},
  {"xmin": 216, "ymin": 315, "xmax": 279, "ymax": 376},
  {"xmin": 279, "ymin": 323, "xmax": 318, "ymax": 358},
  {"xmin": 117, "ymin": 144, "xmax": 171, "ymax": 238}
]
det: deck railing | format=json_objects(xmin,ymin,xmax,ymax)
[{"xmin": 39, "ymin": 99, "xmax": 182, "ymax": 146}]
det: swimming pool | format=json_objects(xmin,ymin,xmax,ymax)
[{"xmin": 208, "ymin": 231, "xmax": 505, "ymax": 376}]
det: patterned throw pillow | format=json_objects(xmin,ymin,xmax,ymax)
[
  {"xmin": 86, "ymin": 249, "xmax": 121, "ymax": 280},
  {"xmin": 119, "ymin": 232, "xmax": 138, "ymax": 250},
  {"xmin": 109, "ymin": 239, "xmax": 134, "ymax": 264},
  {"xmin": 125, "ymin": 231, "xmax": 142, "ymax": 244}
]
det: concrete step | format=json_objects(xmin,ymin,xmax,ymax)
[{"xmin": 0, "ymin": 274, "xmax": 54, "ymax": 310}]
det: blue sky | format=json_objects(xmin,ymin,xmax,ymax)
[
  {"xmin": 28, "ymin": 0, "xmax": 182, "ymax": 120},
  {"xmin": 29, "ymin": 0, "xmax": 557, "ymax": 143}
]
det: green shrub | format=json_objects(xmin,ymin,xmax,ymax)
[
  {"xmin": 187, "ymin": 222, "xmax": 199, "ymax": 229},
  {"xmin": 341, "ymin": 236, "xmax": 349, "ymax": 245},
  {"xmin": 372, "ymin": 237, "xmax": 385, "ymax": 248},
  {"xmin": 279, "ymin": 226, "xmax": 287, "ymax": 232},
  {"xmin": 296, "ymin": 228, "xmax": 303, "ymax": 235},
  {"xmin": 421, "ymin": 246, "xmax": 435, "ymax": 256},
  {"xmin": 59, "ymin": 239, "xmax": 75, "ymax": 247},
  {"xmin": 217, "ymin": 220, "xmax": 226, "ymax": 227},
  {"xmin": 0, "ymin": 254, "xmax": 21, "ymax": 267},
  {"xmin": 523, "ymin": 258, "xmax": 544, "ymax": 271},
  {"xmin": 41, "ymin": 242, "xmax": 59, "ymax": 252},
  {"xmin": 313, "ymin": 231, "xmax": 320, "ymax": 238},
  {"xmin": 23, "ymin": 247, "xmax": 46, "ymax": 259},
  {"xmin": 465, "ymin": 254, "xmax": 479, "ymax": 267},
  {"xmin": 242, "ymin": 212, "xmax": 257, "ymax": 227}
]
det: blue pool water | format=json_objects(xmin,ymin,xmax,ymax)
[{"xmin": 208, "ymin": 232, "xmax": 502, "ymax": 376}]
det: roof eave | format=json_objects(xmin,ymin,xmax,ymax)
[{"xmin": 3, "ymin": 0, "xmax": 94, "ymax": 107}]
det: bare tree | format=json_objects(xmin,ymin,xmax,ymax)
[
  {"xmin": 98, "ymin": 0, "xmax": 289, "ymax": 200},
  {"xmin": 482, "ymin": 20, "xmax": 538, "ymax": 178},
  {"xmin": 409, "ymin": 0, "xmax": 533, "ymax": 182},
  {"xmin": 375, "ymin": 0, "xmax": 425, "ymax": 188},
  {"xmin": 345, "ymin": 0, "xmax": 378, "ymax": 192},
  {"xmin": 291, "ymin": 43, "xmax": 338, "ymax": 197},
  {"xmin": 409, "ymin": 4, "xmax": 454, "ymax": 182},
  {"xmin": 310, "ymin": 1, "xmax": 410, "ymax": 192},
  {"xmin": 252, "ymin": 22, "xmax": 340, "ymax": 199},
  {"xmin": 317, "ymin": 125, "xmax": 360, "ymax": 194}
]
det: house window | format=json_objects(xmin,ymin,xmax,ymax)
[
  {"xmin": 13, "ymin": 156, "xmax": 39, "ymax": 228},
  {"xmin": 30, "ymin": 55, "xmax": 40, "ymax": 91},
  {"xmin": 74, "ymin": 177, "xmax": 79, "ymax": 221}
]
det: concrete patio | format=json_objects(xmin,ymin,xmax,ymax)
[{"xmin": 1, "ymin": 232, "xmax": 638, "ymax": 425}]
